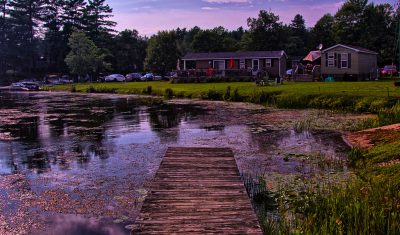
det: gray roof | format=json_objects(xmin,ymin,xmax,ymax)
[
  {"xmin": 182, "ymin": 51, "xmax": 286, "ymax": 60},
  {"xmin": 322, "ymin": 44, "xmax": 378, "ymax": 55}
]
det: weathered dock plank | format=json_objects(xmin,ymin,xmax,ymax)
[{"xmin": 133, "ymin": 147, "xmax": 262, "ymax": 235}]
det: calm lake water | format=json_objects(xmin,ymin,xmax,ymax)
[{"xmin": 0, "ymin": 91, "xmax": 350, "ymax": 235}]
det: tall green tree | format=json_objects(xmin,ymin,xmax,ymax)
[
  {"xmin": 61, "ymin": 0, "xmax": 86, "ymax": 35},
  {"xmin": 333, "ymin": 0, "xmax": 368, "ymax": 45},
  {"xmin": 0, "ymin": 0, "xmax": 9, "ymax": 76},
  {"xmin": 179, "ymin": 26, "xmax": 200, "ymax": 53},
  {"xmin": 42, "ymin": 0, "xmax": 65, "ymax": 73},
  {"xmin": 65, "ymin": 31, "xmax": 107, "ymax": 79},
  {"xmin": 84, "ymin": 0, "xmax": 115, "ymax": 37},
  {"xmin": 311, "ymin": 14, "xmax": 336, "ymax": 49},
  {"xmin": 360, "ymin": 3, "xmax": 395, "ymax": 64},
  {"xmin": 192, "ymin": 28, "xmax": 224, "ymax": 52},
  {"xmin": 83, "ymin": 0, "xmax": 116, "ymax": 72},
  {"xmin": 243, "ymin": 10, "xmax": 286, "ymax": 51},
  {"xmin": 144, "ymin": 31, "xmax": 179, "ymax": 77},
  {"xmin": 8, "ymin": 0, "xmax": 46, "ymax": 75},
  {"xmin": 112, "ymin": 29, "xmax": 147, "ymax": 74},
  {"xmin": 286, "ymin": 14, "xmax": 309, "ymax": 55}
]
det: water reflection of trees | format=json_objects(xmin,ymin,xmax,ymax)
[
  {"xmin": 148, "ymin": 104, "xmax": 203, "ymax": 143},
  {"xmin": 1, "ymin": 94, "xmax": 204, "ymax": 174}
]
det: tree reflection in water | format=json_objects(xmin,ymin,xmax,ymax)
[{"xmin": 0, "ymin": 92, "xmax": 203, "ymax": 174}]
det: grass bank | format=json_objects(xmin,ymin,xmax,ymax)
[
  {"xmin": 253, "ymin": 126, "xmax": 400, "ymax": 234},
  {"xmin": 47, "ymin": 81, "xmax": 400, "ymax": 112},
  {"xmin": 47, "ymin": 81, "xmax": 400, "ymax": 98},
  {"xmin": 47, "ymin": 81, "xmax": 400, "ymax": 129}
]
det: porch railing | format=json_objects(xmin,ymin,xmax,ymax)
[{"xmin": 176, "ymin": 69, "xmax": 254, "ymax": 78}]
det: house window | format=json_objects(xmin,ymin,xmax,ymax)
[
  {"xmin": 213, "ymin": 60, "xmax": 225, "ymax": 70},
  {"xmin": 240, "ymin": 59, "xmax": 245, "ymax": 69},
  {"xmin": 328, "ymin": 52, "xmax": 335, "ymax": 67},
  {"xmin": 252, "ymin": 59, "xmax": 259, "ymax": 70},
  {"xmin": 341, "ymin": 53, "xmax": 348, "ymax": 68},
  {"xmin": 266, "ymin": 59, "xmax": 272, "ymax": 67}
]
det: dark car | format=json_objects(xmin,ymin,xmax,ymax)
[
  {"xmin": 126, "ymin": 73, "xmax": 142, "ymax": 82},
  {"xmin": 381, "ymin": 65, "xmax": 397, "ymax": 76},
  {"xmin": 140, "ymin": 73, "xmax": 154, "ymax": 81}
]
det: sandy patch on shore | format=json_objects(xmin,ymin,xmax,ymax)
[{"xmin": 345, "ymin": 124, "xmax": 400, "ymax": 149}]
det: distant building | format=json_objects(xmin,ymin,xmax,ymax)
[
  {"xmin": 321, "ymin": 44, "xmax": 378, "ymax": 81},
  {"xmin": 181, "ymin": 51, "xmax": 287, "ymax": 78}
]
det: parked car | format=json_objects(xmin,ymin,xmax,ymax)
[
  {"xmin": 126, "ymin": 73, "xmax": 142, "ymax": 82},
  {"xmin": 59, "ymin": 75, "xmax": 73, "ymax": 84},
  {"xmin": 105, "ymin": 74, "xmax": 126, "ymax": 82},
  {"xmin": 153, "ymin": 75, "xmax": 162, "ymax": 81},
  {"xmin": 10, "ymin": 81, "xmax": 40, "ymax": 91},
  {"xmin": 170, "ymin": 72, "xmax": 178, "ymax": 78},
  {"xmin": 381, "ymin": 65, "xmax": 397, "ymax": 76},
  {"xmin": 140, "ymin": 73, "xmax": 154, "ymax": 81}
]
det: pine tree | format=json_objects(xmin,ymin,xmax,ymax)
[
  {"xmin": 8, "ymin": 0, "xmax": 46, "ymax": 75},
  {"xmin": 61, "ymin": 0, "xmax": 86, "ymax": 35},
  {"xmin": 84, "ymin": 0, "xmax": 116, "ymax": 37},
  {"xmin": 42, "ymin": 0, "xmax": 65, "ymax": 72},
  {"xmin": 83, "ymin": 0, "xmax": 116, "ymax": 63},
  {"xmin": 0, "ymin": 0, "xmax": 9, "ymax": 76},
  {"xmin": 286, "ymin": 14, "xmax": 309, "ymax": 56}
]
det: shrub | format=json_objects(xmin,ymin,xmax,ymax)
[
  {"xmin": 164, "ymin": 88, "xmax": 174, "ymax": 99},
  {"xmin": 175, "ymin": 91, "xmax": 185, "ymax": 98},
  {"xmin": 86, "ymin": 86, "xmax": 116, "ymax": 93},
  {"xmin": 369, "ymin": 99, "xmax": 388, "ymax": 113},
  {"xmin": 377, "ymin": 101, "xmax": 400, "ymax": 126},
  {"xmin": 206, "ymin": 89, "xmax": 223, "ymax": 100},
  {"xmin": 355, "ymin": 97, "xmax": 374, "ymax": 113},
  {"xmin": 86, "ymin": 86, "xmax": 96, "ymax": 93},
  {"xmin": 348, "ymin": 147, "xmax": 365, "ymax": 167},
  {"xmin": 142, "ymin": 86, "xmax": 152, "ymax": 95},
  {"xmin": 231, "ymin": 88, "xmax": 244, "ymax": 102},
  {"xmin": 224, "ymin": 86, "xmax": 231, "ymax": 101},
  {"xmin": 70, "ymin": 85, "xmax": 77, "ymax": 92},
  {"xmin": 276, "ymin": 94, "xmax": 316, "ymax": 109},
  {"xmin": 249, "ymin": 91, "xmax": 282, "ymax": 104}
]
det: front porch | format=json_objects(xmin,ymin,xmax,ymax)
[{"xmin": 176, "ymin": 69, "xmax": 254, "ymax": 78}]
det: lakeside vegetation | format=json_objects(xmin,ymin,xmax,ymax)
[
  {"xmin": 258, "ymin": 136, "xmax": 400, "ymax": 234},
  {"xmin": 46, "ymin": 80, "xmax": 400, "ymax": 234},
  {"xmin": 47, "ymin": 81, "xmax": 400, "ymax": 113},
  {"xmin": 47, "ymin": 81, "xmax": 400, "ymax": 97}
]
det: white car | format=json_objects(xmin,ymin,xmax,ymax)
[{"xmin": 105, "ymin": 74, "xmax": 126, "ymax": 82}]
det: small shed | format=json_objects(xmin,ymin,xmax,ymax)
[{"xmin": 321, "ymin": 44, "xmax": 378, "ymax": 81}]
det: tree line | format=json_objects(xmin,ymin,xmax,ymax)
[{"xmin": 0, "ymin": 0, "xmax": 398, "ymax": 81}]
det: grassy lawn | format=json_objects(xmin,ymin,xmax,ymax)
[{"xmin": 48, "ymin": 81, "xmax": 400, "ymax": 98}]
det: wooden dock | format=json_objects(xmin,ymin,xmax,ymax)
[{"xmin": 133, "ymin": 147, "xmax": 262, "ymax": 235}]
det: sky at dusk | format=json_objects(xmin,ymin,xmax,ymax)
[{"xmin": 109, "ymin": 0, "xmax": 394, "ymax": 36}]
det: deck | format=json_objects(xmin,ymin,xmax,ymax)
[{"xmin": 133, "ymin": 147, "xmax": 262, "ymax": 234}]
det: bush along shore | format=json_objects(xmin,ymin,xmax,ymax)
[{"xmin": 46, "ymin": 81, "xmax": 400, "ymax": 234}]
